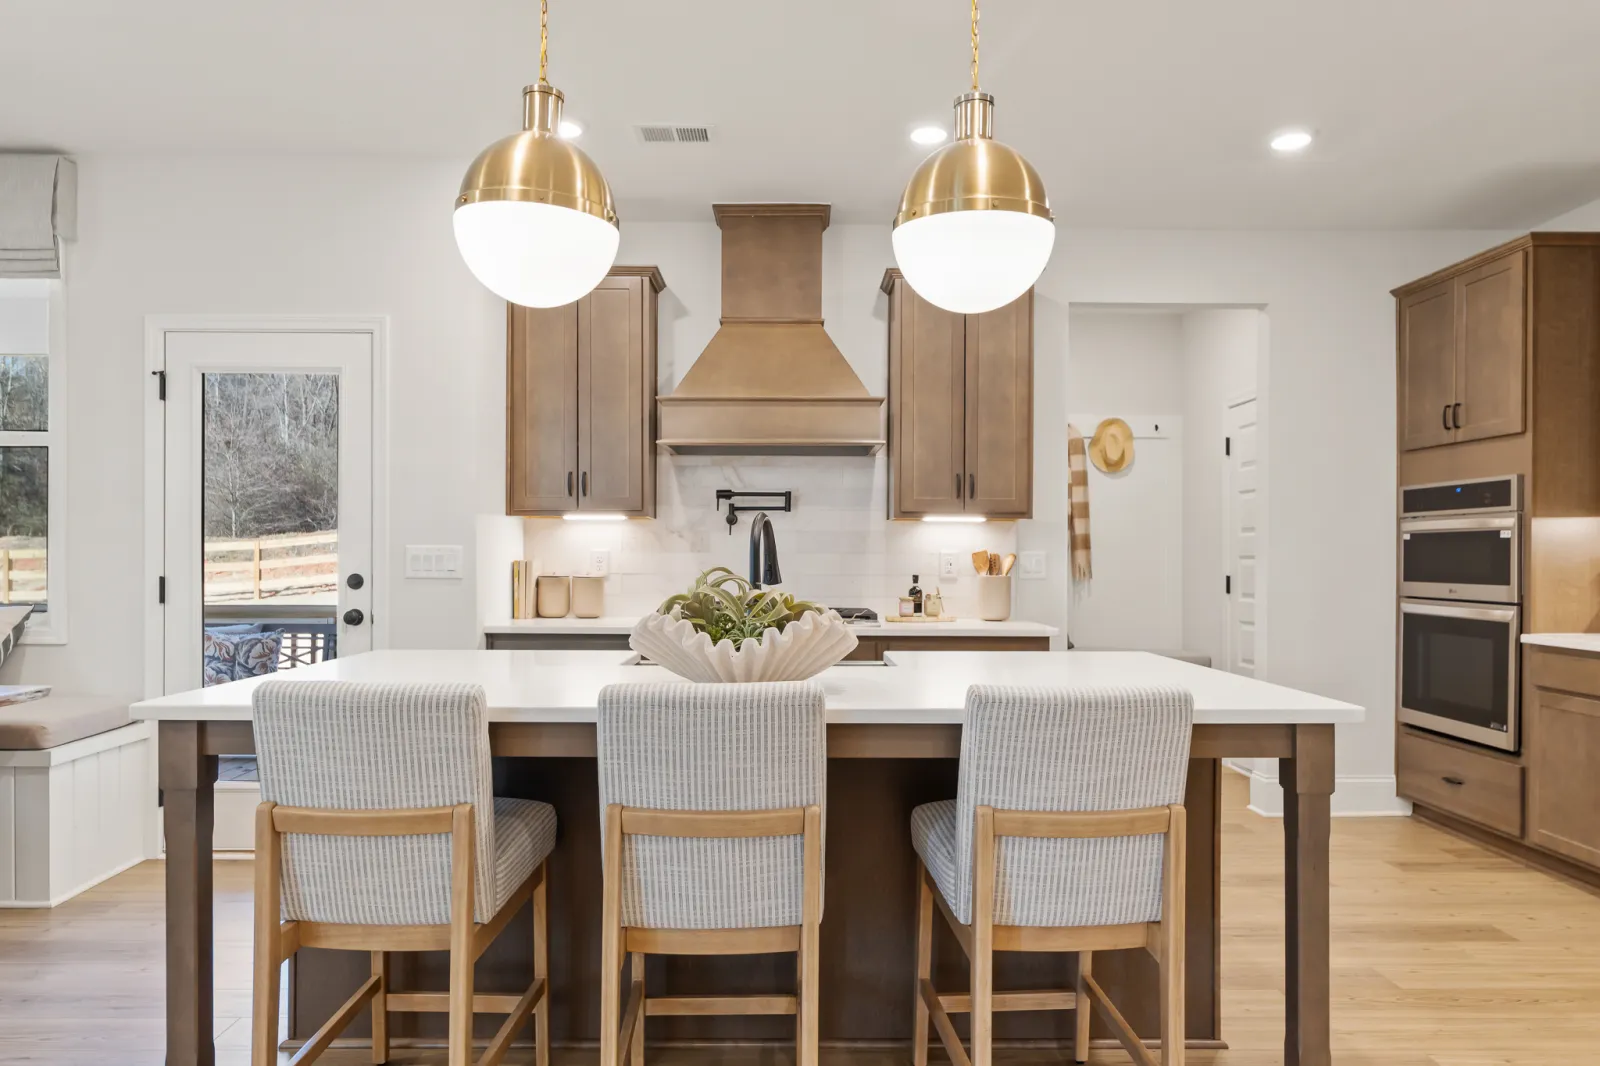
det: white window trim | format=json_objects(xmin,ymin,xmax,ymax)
[{"xmin": 0, "ymin": 277, "xmax": 67, "ymax": 644}]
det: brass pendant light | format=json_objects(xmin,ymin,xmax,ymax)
[
  {"xmin": 453, "ymin": 0, "xmax": 619, "ymax": 308},
  {"xmin": 892, "ymin": 0, "xmax": 1055, "ymax": 315}
]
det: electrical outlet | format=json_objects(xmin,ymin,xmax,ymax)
[
  {"xmin": 939, "ymin": 551, "xmax": 959, "ymax": 579},
  {"xmin": 588, "ymin": 549, "xmax": 610, "ymax": 577},
  {"xmin": 1019, "ymin": 551, "xmax": 1047, "ymax": 580}
]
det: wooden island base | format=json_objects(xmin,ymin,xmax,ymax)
[{"xmin": 160, "ymin": 717, "xmax": 1334, "ymax": 1066}]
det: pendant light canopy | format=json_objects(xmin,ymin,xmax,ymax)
[
  {"xmin": 892, "ymin": 0, "xmax": 1054, "ymax": 315},
  {"xmin": 454, "ymin": 0, "xmax": 619, "ymax": 308}
]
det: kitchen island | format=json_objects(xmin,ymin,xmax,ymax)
[{"xmin": 133, "ymin": 650, "xmax": 1359, "ymax": 1066}]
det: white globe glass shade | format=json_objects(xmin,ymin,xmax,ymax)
[
  {"xmin": 453, "ymin": 199, "xmax": 620, "ymax": 308},
  {"xmin": 891, "ymin": 210, "xmax": 1055, "ymax": 315}
]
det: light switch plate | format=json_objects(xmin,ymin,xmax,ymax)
[
  {"xmin": 939, "ymin": 551, "xmax": 959, "ymax": 579},
  {"xmin": 1018, "ymin": 551, "xmax": 1047, "ymax": 580},
  {"xmin": 589, "ymin": 550, "xmax": 610, "ymax": 577},
  {"xmin": 405, "ymin": 544, "xmax": 463, "ymax": 579}
]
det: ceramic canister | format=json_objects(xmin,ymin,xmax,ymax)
[
  {"xmin": 976, "ymin": 574, "xmax": 1011, "ymax": 622},
  {"xmin": 535, "ymin": 575, "xmax": 571, "ymax": 618},
  {"xmin": 571, "ymin": 576, "xmax": 605, "ymax": 619}
]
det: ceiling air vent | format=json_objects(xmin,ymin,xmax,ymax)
[{"xmin": 635, "ymin": 124, "xmax": 714, "ymax": 144}]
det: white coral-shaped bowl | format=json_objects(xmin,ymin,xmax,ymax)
[{"xmin": 629, "ymin": 609, "xmax": 859, "ymax": 683}]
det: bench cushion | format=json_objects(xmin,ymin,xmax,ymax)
[{"xmin": 0, "ymin": 696, "xmax": 130, "ymax": 750}]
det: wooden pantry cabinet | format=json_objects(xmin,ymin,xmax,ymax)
[
  {"xmin": 881, "ymin": 269, "xmax": 1033, "ymax": 519},
  {"xmin": 1397, "ymin": 245, "xmax": 1528, "ymax": 451},
  {"xmin": 506, "ymin": 266, "xmax": 664, "ymax": 516}
]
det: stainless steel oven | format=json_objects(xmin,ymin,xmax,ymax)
[{"xmin": 1398, "ymin": 599, "xmax": 1519, "ymax": 751}]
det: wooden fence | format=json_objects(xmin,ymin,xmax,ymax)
[
  {"xmin": 0, "ymin": 546, "xmax": 45, "ymax": 604},
  {"xmin": 204, "ymin": 531, "xmax": 338, "ymax": 603}
]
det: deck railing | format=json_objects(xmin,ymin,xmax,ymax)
[
  {"xmin": 0, "ymin": 546, "xmax": 45, "ymax": 604},
  {"xmin": 203, "ymin": 531, "xmax": 338, "ymax": 603}
]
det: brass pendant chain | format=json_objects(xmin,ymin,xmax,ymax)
[
  {"xmin": 539, "ymin": 0, "xmax": 550, "ymax": 85},
  {"xmin": 970, "ymin": 0, "xmax": 980, "ymax": 91}
]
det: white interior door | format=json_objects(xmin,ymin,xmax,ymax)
[
  {"xmin": 160, "ymin": 330, "xmax": 374, "ymax": 694},
  {"xmin": 1224, "ymin": 397, "xmax": 1259, "ymax": 676}
]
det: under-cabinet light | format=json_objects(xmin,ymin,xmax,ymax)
[
  {"xmin": 921, "ymin": 515, "xmax": 987, "ymax": 523},
  {"xmin": 562, "ymin": 513, "xmax": 627, "ymax": 522}
]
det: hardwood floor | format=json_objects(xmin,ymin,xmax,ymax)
[{"xmin": 1, "ymin": 771, "xmax": 1597, "ymax": 1064}]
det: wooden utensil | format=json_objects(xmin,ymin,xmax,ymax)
[
  {"xmin": 988, "ymin": 554, "xmax": 1001, "ymax": 576},
  {"xmin": 1000, "ymin": 553, "xmax": 1017, "ymax": 577},
  {"xmin": 972, "ymin": 551, "xmax": 990, "ymax": 575}
]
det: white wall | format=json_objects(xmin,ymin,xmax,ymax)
[
  {"xmin": 1179, "ymin": 309, "xmax": 1264, "ymax": 669},
  {"xmin": 1061, "ymin": 311, "xmax": 1185, "ymax": 650},
  {"xmin": 0, "ymin": 152, "xmax": 1519, "ymax": 814}
]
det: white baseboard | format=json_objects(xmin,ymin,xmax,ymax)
[
  {"xmin": 1235, "ymin": 762, "xmax": 1411, "ymax": 818},
  {"xmin": 0, "ymin": 852, "xmax": 147, "ymax": 908}
]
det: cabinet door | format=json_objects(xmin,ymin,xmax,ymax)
[
  {"xmin": 963, "ymin": 291, "xmax": 1033, "ymax": 517},
  {"xmin": 507, "ymin": 302, "xmax": 579, "ymax": 514},
  {"xmin": 1398, "ymin": 279, "xmax": 1457, "ymax": 451},
  {"xmin": 1528, "ymin": 686, "xmax": 1600, "ymax": 868},
  {"xmin": 1454, "ymin": 251, "xmax": 1526, "ymax": 444},
  {"xmin": 577, "ymin": 275, "xmax": 647, "ymax": 513},
  {"xmin": 890, "ymin": 281, "xmax": 967, "ymax": 516}
]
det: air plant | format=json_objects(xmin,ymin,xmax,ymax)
[{"xmin": 656, "ymin": 567, "xmax": 826, "ymax": 649}]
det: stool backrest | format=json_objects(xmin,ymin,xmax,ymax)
[
  {"xmin": 597, "ymin": 681, "xmax": 826, "ymax": 929},
  {"xmin": 252, "ymin": 680, "xmax": 497, "ymax": 925},
  {"xmin": 955, "ymin": 684, "xmax": 1193, "ymax": 927}
]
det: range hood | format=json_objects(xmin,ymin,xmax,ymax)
[{"xmin": 657, "ymin": 203, "xmax": 885, "ymax": 456}]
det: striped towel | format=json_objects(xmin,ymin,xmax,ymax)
[{"xmin": 1067, "ymin": 424, "xmax": 1092, "ymax": 580}]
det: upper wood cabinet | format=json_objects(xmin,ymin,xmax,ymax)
[
  {"xmin": 1396, "ymin": 248, "xmax": 1526, "ymax": 451},
  {"xmin": 883, "ymin": 270, "xmax": 1033, "ymax": 519},
  {"xmin": 507, "ymin": 267, "xmax": 663, "ymax": 516}
]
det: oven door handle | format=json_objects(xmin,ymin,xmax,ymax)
[
  {"xmin": 1400, "ymin": 600, "xmax": 1519, "ymax": 624},
  {"xmin": 1399, "ymin": 514, "xmax": 1519, "ymax": 535}
]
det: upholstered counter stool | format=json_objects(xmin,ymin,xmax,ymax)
[
  {"xmin": 596, "ymin": 681, "xmax": 826, "ymax": 1066},
  {"xmin": 249, "ymin": 680, "xmax": 557, "ymax": 1066},
  {"xmin": 909, "ymin": 684, "xmax": 1193, "ymax": 1066}
]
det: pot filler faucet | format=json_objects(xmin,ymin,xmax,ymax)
[{"xmin": 749, "ymin": 511, "xmax": 783, "ymax": 589}]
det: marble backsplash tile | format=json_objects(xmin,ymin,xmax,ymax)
[{"xmin": 522, "ymin": 456, "xmax": 1018, "ymax": 618}]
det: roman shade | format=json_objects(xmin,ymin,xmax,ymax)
[{"xmin": 0, "ymin": 155, "xmax": 76, "ymax": 278}]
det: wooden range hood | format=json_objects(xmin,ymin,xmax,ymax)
[{"xmin": 657, "ymin": 203, "xmax": 885, "ymax": 455}]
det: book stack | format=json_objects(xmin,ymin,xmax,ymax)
[{"xmin": 511, "ymin": 560, "xmax": 538, "ymax": 619}]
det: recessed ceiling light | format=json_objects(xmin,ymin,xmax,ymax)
[
  {"xmin": 909, "ymin": 125, "xmax": 947, "ymax": 146},
  {"xmin": 558, "ymin": 119, "xmax": 584, "ymax": 140},
  {"xmin": 1270, "ymin": 129, "xmax": 1313, "ymax": 153}
]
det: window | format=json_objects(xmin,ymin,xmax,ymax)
[{"xmin": 0, "ymin": 280, "xmax": 65, "ymax": 643}]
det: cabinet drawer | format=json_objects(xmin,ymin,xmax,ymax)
[
  {"xmin": 1527, "ymin": 647, "xmax": 1600, "ymax": 697},
  {"xmin": 1397, "ymin": 730, "xmax": 1522, "ymax": 836}
]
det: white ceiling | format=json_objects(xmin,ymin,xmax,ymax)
[{"xmin": 6, "ymin": 0, "xmax": 1600, "ymax": 228}]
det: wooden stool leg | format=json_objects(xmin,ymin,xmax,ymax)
[
  {"xmin": 370, "ymin": 951, "xmax": 388, "ymax": 1064},
  {"xmin": 1161, "ymin": 807, "xmax": 1187, "ymax": 1066},
  {"xmin": 251, "ymin": 804, "xmax": 282, "ymax": 1066},
  {"xmin": 1074, "ymin": 951, "xmax": 1092, "ymax": 1064},
  {"xmin": 601, "ymin": 806, "xmax": 624, "ymax": 1066},
  {"xmin": 533, "ymin": 861, "xmax": 551, "ymax": 1066},
  {"xmin": 629, "ymin": 952, "xmax": 647, "ymax": 1066},
  {"xmin": 971, "ymin": 807, "xmax": 997, "ymax": 1066},
  {"xmin": 797, "ymin": 805, "xmax": 822, "ymax": 1066},
  {"xmin": 447, "ymin": 806, "xmax": 477, "ymax": 1066},
  {"xmin": 912, "ymin": 861, "xmax": 934, "ymax": 1066}
]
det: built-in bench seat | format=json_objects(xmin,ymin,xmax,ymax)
[{"xmin": 0, "ymin": 696, "xmax": 153, "ymax": 907}]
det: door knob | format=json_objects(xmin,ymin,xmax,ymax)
[
  {"xmin": 343, "ymin": 608, "xmax": 365, "ymax": 626},
  {"xmin": 346, "ymin": 573, "xmax": 364, "ymax": 590}
]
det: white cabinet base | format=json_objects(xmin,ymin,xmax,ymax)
[{"xmin": 0, "ymin": 722, "xmax": 155, "ymax": 908}]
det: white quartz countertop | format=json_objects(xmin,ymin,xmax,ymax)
[
  {"xmin": 483, "ymin": 616, "xmax": 1060, "ymax": 638},
  {"xmin": 1521, "ymin": 633, "xmax": 1600, "ymax": 653},
  {"xmin": 130, "ymin": 649, "xmax": 1362, "ymax": 726}
]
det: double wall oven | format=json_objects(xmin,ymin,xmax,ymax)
[{"xmin": 1398, "ymin": 475, "xmax": 1521, "ymax": 751}]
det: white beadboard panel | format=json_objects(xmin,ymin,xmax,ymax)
[
  {"xmin": 1, "ymin": 724, "xmax": 154, "ymax": 906},
  {"xmin": 0, "ymin": 769, "xmax": 14, "ymax": 902}
]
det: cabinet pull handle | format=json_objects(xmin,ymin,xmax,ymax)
[
  {"xmin": 1452, "ymin": 402, "xmax": 1462, "ymax": 429},
  {"xmin": 581, "ymin": 471, "xmax": 589, "ymax": 497},
  {"xmin": 956, "ymin": 473, "xmax": 963, "ymax": 499},
  {"xmin": 1441, "ymin": 775, "xmax": 1465, "ymax": 786},
  {"xmin": 969, "ymin": 473, "xmax": 976, "ymax": 498},
  {"xmin": 1442, "ymin": 404, "xmax": 1451, "ymax": 431},
  {"xmin": 567, "ymin": 472, "xmax": 574, "ymax": 497}
]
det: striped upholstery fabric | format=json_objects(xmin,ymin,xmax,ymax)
[
  {"xmin": 253, "ymin": 680, "xmax": 557, "ymax": 925},
  {"xmin": 597, "ymin": 681, "xmax": 825, "ymax": 930},
  {"xmin": 911, "ymin": 685, "xmax": 1192, "ymax": 927}
]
